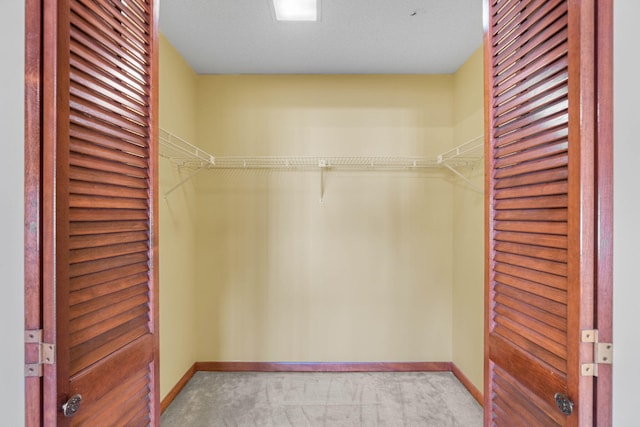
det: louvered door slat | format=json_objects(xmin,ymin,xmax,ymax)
[
  {"xmin": 495, "ymin": 231, "xmax": 567, "ymax": 249},
  {"xmin": 495, "ymin": 241, "xmax": 568, "ymax": 262},
  {"xmin": 495, "ymin": 273, "xmax": 567, "ymax": 304},
  {"xmin": 70, "ymin": 273, "xmax": 149, "ymax": 306},
  {"xmin": 70, "ymin": 113, "xmax": 147, "ymax": 146},
  {"xmin": 495, "ymin": 85, "xmax": 567, "ymax": 128},
  {"xmin": 70, "ymin": 256, "xmax": 148, "ymax": 284},
  {"xmin": 69, "ymin": 144, "xmax": 147, "ymax": 173},
  {"xmin": 495, "ymin": 145, "xmax": 567, "ymax": 169},
  {"xmin": 495, "ymin": 220, "xmax": 567, "ymax": 235},
  {"xmin": 494, "ymin": 99, "xmax": 568, "ymax": 137},
  {"xmin": 494, "ymin": 0, "xmax": 566, "ymax": 67},
  {"xmin": 70, "ymin": 33, "xmax": 146, "ymax": 93},
  {"xmin": 495, "ymin": 181, "xmax": 568, "ymax": 199},
  {"xmin": 70, "ymin": 166, "xmax": 148, "ymax": 189},
  {"xmin": 495, "ymin": 293, "xmax": 566, "ymax": 330},
  {"xmin": 70, "ymin": 302, "xmax": 148, "ymax": 347},
  {"xmin": 70, "ymin": 231, "xmax": 148, "ymax": 249},
  {"xmin": 495, "ymin": 57, "xmax": 568, "ymax": 107},
  {"xmin": 70, "ymin": 6, "xmax": 147, "ymax": 70},
  {"xmin": 70, "ymin": 194, "xmax": 148, "ymax": 209},
  {"xmin": 495, "ymin": 33, "xmax": 567, "ymax": 88},
  {"xmin": 495, "ymin": 252, "xmax": 567, "ymax": 275},
  {"xmin": 70, "ymin": 125, "xmax": 147, "ymax": 157},
  {"xmin": 495, "ymin": 304, "xmax": 566, "ymax": 344},
  {"xmin": 70, "ymin": 220, "xmax": 148, "ymax": 235},
  {"xmin": 495, "ymin": 263, "xmax": 566, "ymax": 289},
  {"xmin": 494, "ymin": 194, "xmax": 568, "ymax": 210},
  {"xmin": 70, "ymin": 84, "xmax": 145, "ymax": 126},
  {"xmin": 72, "ymin": 0, "xmax": 150, "ymax": 53},
  {"xmin": 69, "ymin": 40, "xmax": 147, "ymax": 101},
  {"xmin": 496, "ymin": 283, "xmax": 567, "ymax": 318},
  {"xmin": 70, "ymin": 317, "xmax": 149, "ymax": 375},
  {"xmin": 495, "ymin": 48, "xmax": 568, "ymax": 102},
  {"xmin": 495, "ymin": 24, "xmax": 567, "ymax": 79},
  {"xmin": 70, "ymin": 283, "xmax": 147, "ymax": 318},
  {"xmin": 70, "ymin": 242, "xmax": 148, "ymax": 264},
  {"xmin": 493, "ymin": 0, "xmax": 530, "ymax": 34},
  {"xmin": 75, "ymin": 0, "xmax": 149, "ymax": 54},
  {"xmin": 104, "ymin": 0, "xmax": 149, "ymax": 38},
  {"xmin": 494, "ymin": 323, "xmax": 567, "ymax": 371},
  {"xmin": 70, "ymin": 58, "xmax": 147, "ymax": 112},
  {"xmin": 70, "ymin": 208, "xmax": 148, "ymax": 222},
  {"xmin": 494, "ymin": 167, "xmax": 568, "ymax": 189},
  {"xmin": 71, "ymin": 181, "xmax": 148, "ymax": 199},
  {"xmin": 42, "ymin": 0, "xmax": 158, "ymax": 423},
  {"xmin": 495, "ymin": 71, "xmax": 568, "ymax": 119}
]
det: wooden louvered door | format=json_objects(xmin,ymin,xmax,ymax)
[
  {"xmin": 39, "ymin": 0, "xmax": 159, "ymax": 425},
  {"xmin": 484, "ymin": 0, "xmax": 612, "ymax": 426}
]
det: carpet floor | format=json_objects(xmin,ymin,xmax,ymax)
[{"xmin": 161, "ymin": 371, "xmax": 483, "ymax": 426}]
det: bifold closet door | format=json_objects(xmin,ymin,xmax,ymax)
[
  {"xmin": 40, "ymin": 0, "xmax": 159, "ymax": 425},
  {"xmin": 485, "ymin": 0, "xmax": 611, "ymax": 426}
]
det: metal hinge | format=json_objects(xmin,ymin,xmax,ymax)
[
  {"xmin": 580, "ymin": 329, "xmax": 613, "ymax": 377},
  {"xmin": 25, "ymin": 329, "xmax": 55, "ymax": 377}
]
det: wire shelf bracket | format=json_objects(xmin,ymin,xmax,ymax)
[{"xmin": 436, "ymin": 135, "xmax": 484, "ymax": 193}]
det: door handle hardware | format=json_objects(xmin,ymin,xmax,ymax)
[
  {"xmin": 554, "ymin": 393, "xmax": 574, "ymax": 415},
  {"xmin": 62, "ymin": 394, "xmax": 82, "ymax": 417}
]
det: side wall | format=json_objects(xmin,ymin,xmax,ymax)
[
  {"xmin": 194, "ymin": 75, "xmax": 456, "ymax": 363},
  {"xmin": 158, "ymin": 34, "xmax": 199, "ymax": 399},
  {"xmin": 451, "ymin": 47, "xmax": 485, "ymax": 392},
  {"xmin": 0, "ymin": 3, "xmax": 25, "ymax": 425},
  {"xmin": 613, "ymin": 1, "xmax": 640, "ymax": 424}
]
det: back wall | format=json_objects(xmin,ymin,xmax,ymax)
[{"xmin": 194, "ymin": 75, "xmax": 458, "ymax": 362}]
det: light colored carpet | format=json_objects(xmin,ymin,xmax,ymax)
[{"xmin": 161, "ymin": 371, "xmax": 483, "ymax": 426}]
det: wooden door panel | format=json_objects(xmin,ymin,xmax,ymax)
[
  {"xmin": 485, "ymin": 0, "xmax": 613, "ymax": 424},
  {"xmin": 41, "ymin": 0, "xmax": 158, "ymax": 424},
  {"xmin": 485, "ymin": 0, "xmax": 578, "ymax": 425}
]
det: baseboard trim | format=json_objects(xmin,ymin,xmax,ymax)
[
  {"xmin": 194, "ymin": 361, "xmax": 453, "ymax": 372},
  {"xmin": 162, "ymin": 361, "xmax": 483, "ymax": 413},
  {"xmin": 160, "ymin": 363, "xmax": 196, "ymax": 414},
  {"xmin": 451, "ymin": 363, "xmax": 483, "ymax": 406}
]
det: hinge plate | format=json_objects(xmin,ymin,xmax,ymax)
[
  {"xmin": 596, "ymin": 342, "xmax": 613, "ymax": 364},
  {"xmin": 25, "ymin": 329, "xmax": 55, "ymax": 377},
  {"xmin": 580, "ymin": 329, "xmax": 613, "ymax": 376},
  {"xmin": 581, "ymin": 329, "xmax": 598, "ymax": 343},
  {"xmin": 581, "ymin": 363, "xmax": 598, "ymax": 377}
]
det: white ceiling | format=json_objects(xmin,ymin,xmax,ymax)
[{"xmin": 158, "ymin": 0, "xmax": 484, "ymax": 75}]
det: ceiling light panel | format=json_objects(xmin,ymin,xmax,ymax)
[{"xmin": 272, "ymin": 0, "xmax": 319, "ymax": 21}]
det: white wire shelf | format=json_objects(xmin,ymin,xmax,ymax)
[
  {"xmin": 437, "ymin": 135, "xmax": 484, "ymax": 165},
  {"xmin": 159, "ymin": 128, "xmax": 484, "ymax": 198},
  {"xmin": 159, "ymin": 128, "xmax": 215, "ymax": 168},
  {"xmin": 202, "ymin": 156, "xmax": 442, "ymax": 170}
]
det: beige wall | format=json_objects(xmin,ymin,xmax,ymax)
[
  {"xmin": 451, "ymin": 47, "xmax": 485, "ymax": 392},
  {"xmin": 194, "ymin": 75, "xmax": 457, "ymax": 362},
  {"xmin": 158, "ymin": 35, "xmax": 199, "ymax": 399}
]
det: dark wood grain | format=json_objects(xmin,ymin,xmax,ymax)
[
  {"xmin": 24, "ymin": 0, "xmax": 43, "ymax": 425},
  {"xmin": 35, "ymin": 0, "xmax": 159, "ymax": 424},
  {"xmin": 594, "ymin": 1, "xmax": 613, "ymax": 424},
  {"xmin": 486, "ymin": 0, "xmax": 611, "ymax": 424}
]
